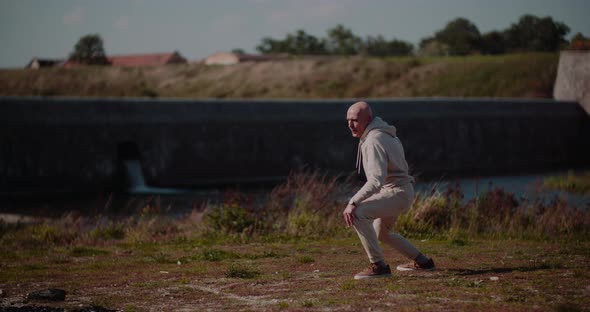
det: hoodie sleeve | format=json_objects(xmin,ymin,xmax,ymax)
[{"xmin": 350, "ymin": 135, "xmax": 388, "ymax": 205}]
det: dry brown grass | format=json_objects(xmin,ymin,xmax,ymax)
[{"xmin": 0, "ymin": 53, "xmax": 558, "ymax": 99}]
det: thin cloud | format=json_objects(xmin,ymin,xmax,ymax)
[{"xmin": 63, "ymin": 6, "xmax": 86, "ymax": 25}]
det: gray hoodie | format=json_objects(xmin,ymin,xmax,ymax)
[{"xmin": 350, "ymin": 116, "xmax": 414, "ymax": 205}]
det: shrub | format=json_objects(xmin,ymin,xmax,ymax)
[
  {"xmin": 398, "ymin": 183, "xmax": 590, "ymax": 239},
  {"xmin": 203, "ymin": 192, "xmax": 256, "ymax": 235},
  {"xmin": 90, "ymin": 222, "xmax": 125, "ymax": 240},
  {"xmin": 262, "ymin": 170, "xmax": 351, "ymax": 237}
]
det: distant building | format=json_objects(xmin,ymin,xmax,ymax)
[
  {"xmin": 25, "ymin": 58, "xmax": 65, "ymax": 69},
  {"xmin": 204, "ymin": 52, "xmax": 288, "ymax": 65},
  {"xmin": 107, "ymin": 51, "xmax": 187, "ymax": 67}
]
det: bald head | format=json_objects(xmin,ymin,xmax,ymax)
[{"xmin": 346, "ymin": 101, "xmax": 373, "ymax": 138}]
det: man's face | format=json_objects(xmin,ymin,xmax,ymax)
[{"xmin": 347, "ymin": 108, "xmax": 370, "ymax": 138}]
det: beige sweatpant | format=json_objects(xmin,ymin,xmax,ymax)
[{"xmin": 352, "ymin": 183, "xmax": 420, "ymax": 264}]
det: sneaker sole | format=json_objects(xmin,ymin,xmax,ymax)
[
  {"xmin": 396, "ymin": 265, "xmax": 436, "ymax": 272},
  {"xmin": 354, "ymin": 273, "xmax": 392, "ymax": 280}
]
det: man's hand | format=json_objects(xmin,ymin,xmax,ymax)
[{"xmin": 343, "ymin": 203, "xmax": 357, "ymax": 227}]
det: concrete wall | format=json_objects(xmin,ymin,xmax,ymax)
[
  {"xmin": 554, "ymin": 51, "xmax": 590, "ymax": 114},
  {"xmin": 1, "ymin": 97, "xmax": 588, "ymax": 193}
]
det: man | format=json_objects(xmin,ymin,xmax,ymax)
[{"xmin": 343, "ymin": 101, "xmax": 435, "ymax": 279}]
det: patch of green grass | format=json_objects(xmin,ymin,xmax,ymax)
[
  {"xmin": 23, "ymin": 264, "xmax": 48, "ymax": 271},
  {"xmin": 277, "ymin": 301, "xmax": 289, "ymax": 309},
  {"xmin": 298, "ymin": 255, "xmax": 315, "ymax": 264},
  {"xmin": 124, "ymin": 305, "xmax": 139, "ymax": 312},
  {"xmin": 245, "ymin": 250, "xmax": 287, "ymax": 260},
  {"xmin": 70, "ymin": 246, "xmax": 109, "ymax": 257},
  {"xmin": 341, "ymin": 280, "xmax": 357, "ymax": 290},
  {"xmin": 301, "ymin": 300, "xmax": 315, "ymax": 308},
  {"xmin": 183, "ymin": 265, "xmax": 208, "ymax": 275},
  {"xmin": 280, "ymin": 271, "xmax": 292, "ymax": 280},
  {"xmin": 450, "ymin": 238, "xmax": 468, "ymax": 246},
  {"xmin": 90, "ymin": 222, "xmax": 125, "ymax": 240},
  {"xmin": 197, "ymin": 249, "xmax": 241, "ymax": 262},
  {"xmin": 144, "ymin": 251, "xmax": 176, "ymax": 264},
  {"xmin": 178, "ymin": 277, "xmax": 191, "ymax": 284},
  {"xmin": 416, "ymin": 53, "xmax": 558, "ymax": 97},
  {"xmin": 225, "ymin": 264, "xmax": 260, "ymax": 279}
]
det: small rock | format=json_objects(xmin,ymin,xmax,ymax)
[
  {"xmin": 490, "ymin": 276, "xmax": 499, "ymax": 281},
  {"xmin": 26, "ymin": 288, "xmax": 66, "ymax": 301},
  {"xmin": 0, "ymin": 289, "xmax": 5, "ymax": 297}
]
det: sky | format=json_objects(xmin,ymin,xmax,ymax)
[{"xmin": 0, "ymin": 0, "xmax": 588, "ymax": 68}]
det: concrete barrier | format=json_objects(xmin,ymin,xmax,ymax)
[
  {"xmin": 554, "ymin": 51, "xmax": 590, "ymax": 114},
  {"xmin": 1, "ymin": 96, "xmax": 588, "ymax": 193}
]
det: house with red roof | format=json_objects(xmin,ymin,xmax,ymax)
[{"xmin": 28, "ymin": 51, "xmax": 188, "ymax": 68}]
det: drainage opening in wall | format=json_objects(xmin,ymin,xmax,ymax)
[{"xmin": 117, "ymin": 141, "xmax": 147, "ymax": 192}]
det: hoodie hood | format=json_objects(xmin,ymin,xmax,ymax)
[
  {"xmin": 360, "ymin": 116, "xmax": 397, "ymax": 141},
  {"xmin": 356, "ymin": 116, "xmax": 397, "ymax": 173}
]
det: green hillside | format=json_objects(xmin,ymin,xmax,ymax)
[{"xmin": 0, "ymin": 53, "xmax": 558, "ymax": 99}]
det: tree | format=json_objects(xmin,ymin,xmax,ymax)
[
  {"xmin": 256, "ymin": 30, "xmax": 327, "ymax": 55},
  {"xmin": 256, "ymin": 25, "xmax": 409, "ymax": 57},
  {"xmin": 326, "ymin": 24, "xmax": 362, "ymax": 55},
  {"xmin": 504, "ymin": 15, "xmax": 570, "ymax": 51},
  {"xmin": 286, "ymin": 29, "xmax": 327, "ymax": 55},
  {"xmin": 434, "ymin": 17, "xmax": 482, "ymax": 55},
  {"xmin": 481, "ymin": 31, "xmax": 506, "ymax": 54},
  {"xmin": 69, "ymin": 34, "xmax": 109, "ymax": 65},
  {"xmin": 256, "ymin": 37, "xmax": 287, "ymax": 54},
  {"xmin": 387, "ymin": 39, "xmax": 414, "ymax": 56},
  {"xmin": 363, "ymin": 35, "xmax": 413, "ymax": 57},
  {"xmin": 363, "ymin": 35, "xmax": 389, "ymax": 56},
  {"xmin": 231, "ymin": 48, "xmax": 245, "ymax": 54}
]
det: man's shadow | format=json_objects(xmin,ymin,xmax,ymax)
[{"xmin": 447, "ymin": 263, "xmax": 561, "ymax": 276}]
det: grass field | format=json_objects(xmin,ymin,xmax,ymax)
[
  {"xmin": 0, "ymin": 53, "xmax": 558, "ymax": 99},
  {"xmin": 1, "ymin": 172, "xmax": 589, "ymax": 311},
  {"xmin": 1, "ymin": 234, "xmax": 589, "ymax": 311}
]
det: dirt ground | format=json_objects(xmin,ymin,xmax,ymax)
[{"xmin": 1, "ymin": 237, "xmax": 589, "ymax": 311}]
